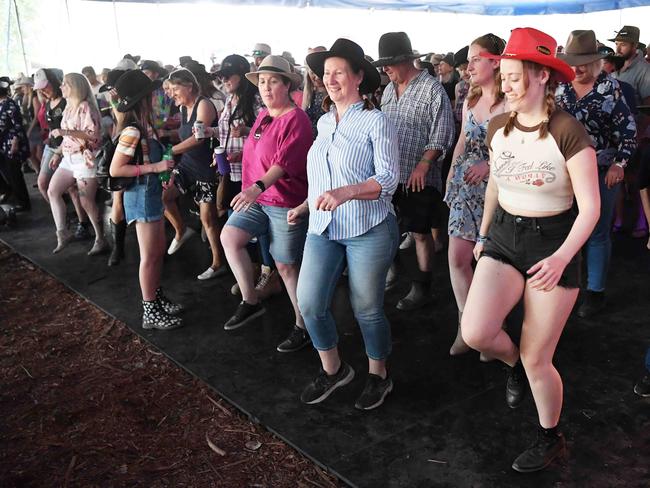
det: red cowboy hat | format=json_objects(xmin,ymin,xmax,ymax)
[{"xmin": 480, "ymin": 27, "xmax": 575, "ymax": 83}]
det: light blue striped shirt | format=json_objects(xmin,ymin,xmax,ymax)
[{"xmin": 307, "ymin": 101, "xmax": 400, "ymax": 240}]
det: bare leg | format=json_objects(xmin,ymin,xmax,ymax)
[
  {"xmin": 135, "ymin": 219, "xmax": 166, "ymax": 301},
  {"xmin": 68, "ymin": 186, "xmax": 88, "ymax": 224},
  {"xmin": 47, "ymin": 168, "xmax": 76, "ymax": 230},
  {"xmin": 448, "ymin": 236, "xmax": 476, "ymax": 354},
  {"xmin": 640, "ymin": 188, "xmax": 650, "ymax": 249},
  {"xmin": 76, "ymin": 177, "xmax": 105, "ymax": 243},
  {"xmin": 413, "ymin": 231, "xmax": 433, "ymax": 274},
  {"xmin": 199, "ymin": 202, "xmax": 224, "ymax": 269},
  {"xmin": 275, "ymin": 262, "xmax": 304, "ymax": 328},
  {"xmin": 221, "ymin": 225, "xmax": 257, "ymax": 304},
  {"xmin": 162, "ymin": 184, "xmax": 185, "ymax": 240},
  {"xmin": 461, "ymin": 257, "xmax": 525, "ymax": 367},
  {"xmin": 520, "ymin": 283, "xmax": 578, "ymax": 428},
  {"xmin": 318, "ymin": 347, "xmax": 341, "ymax": 375},
  {"xmin": 368, "ymin": 358, "xmax": 387, "ymax": 379}
]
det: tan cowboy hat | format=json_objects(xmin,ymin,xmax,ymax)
[
  {"xmin": 557, "ymin": 30, "xmax": 606, "ymax": 66},
  {"xmin": 245, "ymin": 55, "xmax": 302, "ymax": 91}
]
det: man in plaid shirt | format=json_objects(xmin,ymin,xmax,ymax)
[{"xmin": 374, "ymin": 32, "xmax": 456, "ymax": 311}]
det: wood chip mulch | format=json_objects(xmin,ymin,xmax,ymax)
[{"xmin": 0, "ymin": 244, "xmax": 340, "ymax": 488}]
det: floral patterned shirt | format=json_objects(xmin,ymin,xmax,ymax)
[
  {"xmin": 0, "ymin": 97, "xmax": 29, "ymax": 160},
  {"xmin": 556, "ymin": 72, "xmax": 636, "ymax": 167}
]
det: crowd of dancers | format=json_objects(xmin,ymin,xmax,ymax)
[{"xmin": 1, "ymin": 22, "xmax": 649, "ymax": 474}]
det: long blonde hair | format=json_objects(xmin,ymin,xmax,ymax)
[
  {"xmin": 466, "ymin": 33, "xmax": 505, "ymax": 112},
  {"xmin": 63, "ymin": 73, "xmax": 100, "ymax": 113}
]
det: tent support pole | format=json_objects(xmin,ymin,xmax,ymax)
[{"xmin": 11, "ymin": 0, "xmax": 29, "ymax": 74}]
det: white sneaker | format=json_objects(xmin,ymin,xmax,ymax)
[
  {"xmin": 197, "ymin": 265, "xmax": 229, "ymax": 280},
  {"xmin": 399, "ymin": 232, "xmax": 415, "ymax": 250},
  {"xmin": 167, "ymin": 227, "xmax": 196, "ymax": 255}
]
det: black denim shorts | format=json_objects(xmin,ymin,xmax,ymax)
[
  {"xmin": 392, "ymin": 184, "xmax": 446, "ymax": 234},
  {"xmin": 480, "ymin": 206, "xmax": 581, "ymax": 289}
]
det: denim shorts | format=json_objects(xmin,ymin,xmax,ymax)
[
  {"xmin": 124, "ymin": 174, "xmax": 164, "ymax": 224},
  {"xmin": 39, "ymin": 145, "xmax": 56, "ymax": 178},
  {"xmin": 225, "ymin": 202, "xmax": 307, "ymax": 265},
  {"xmin": 481, "ymin": 206, "xmax": 581, "ymax": 289}
]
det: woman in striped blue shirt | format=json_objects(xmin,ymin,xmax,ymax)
[{"xmin": 291, "ymin": 39, "xmax": 400, "ymax": 411}]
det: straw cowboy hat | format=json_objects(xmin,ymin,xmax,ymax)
[
  {"xmin": 245, "ymin": 55, "xmax": 302, "ymax": 91},
  {"xmin": 306, "ymin": 38, "xmax": 380, "ymax": 94},
  {"xmin": 480, "ymin": 27, "xmax": 575, "ymax": 82},
  {"xmin": 557, "ymin": 30, "xmax": 606, "ymax": 66}
]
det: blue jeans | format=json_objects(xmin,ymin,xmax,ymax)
[
  {"xmin": 645, "ymin": 347, "xmax": 650, "ymax": 373},
  {"xmin": 585, "ymin": 170, "xmax": 621, "ymax": 292},
  {"xmin": 297, "ymin": 213, "xmax": 399, "ymax": 360}
]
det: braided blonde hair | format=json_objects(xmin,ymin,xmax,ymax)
[{"xmin": 503, "ymin": 61, "xmax": 557, "ymax": 139}]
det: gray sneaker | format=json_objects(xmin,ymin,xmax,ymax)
[
  {"xmin": 300, "ymin": 362, "xmax": 355, "ymax": 405},
  {"xmin": 354, "ymin": 374, "xmax": 393, "ymax": 410}
]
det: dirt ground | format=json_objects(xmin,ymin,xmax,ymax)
[{"xmin": 0, "ymin": 244, "xmax": 340, "ymax": 488}]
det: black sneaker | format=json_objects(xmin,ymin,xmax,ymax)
[
  {"xmin": 634, "ymin": 374, "xmax": 650, "ymax": 397},
  {"xmin": 74, "ymin": 221, "xmax": 92, "ymax": 240},
  {"xmin": 354, "ymin": 374, "xmax": 393, "ymax": 410},
  {"xmin": 506, "ymin": 361, "xmax": 528, "ymax": 409},
  {"xmin": 576, "ymin": 290, "xmax": 605, "ymax": 318},
  {"xmin": 277, "ymin": 325, "xmax": 311, "ymax": 353},
  {"xmin": 223, "ymin": 301, "xmax": 266, "ymax": 330},
  {"xmin": 512, "ymin": 430, "xmax": 566, "ymax": 473},
  {"xmin": 300, "ymin": 362, "xmax": 355, "ymax": 405}
]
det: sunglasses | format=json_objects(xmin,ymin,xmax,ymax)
[{"xmin": 254, "ymin": 115, "xmax": 273, "ymax": 140}]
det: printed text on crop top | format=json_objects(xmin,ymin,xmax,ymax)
[{"xmin": 486, "ymin": 110, "xmax": 593, "ymax": 213}]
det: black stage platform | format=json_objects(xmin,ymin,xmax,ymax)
[{"xmin": 2, "ymin": 176, "xmax": 649, "ymax": 487}]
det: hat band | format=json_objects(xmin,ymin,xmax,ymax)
[{"xmin": 258, "ymin": 66, "xmax": 289, "ymax": 75}]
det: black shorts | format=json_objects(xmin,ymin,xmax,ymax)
[
  {"xmin": 480, "ymin": 206, "xmax": 581, "ymax": 289},
  {"xmin": 172, "ymin": 165, "xmax": 217, "ymax": 204},
  {"xmin": 392, "ymin": 185, "xmax": 445, "ymax": 234}
]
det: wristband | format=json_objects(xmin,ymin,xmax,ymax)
[
  {"xmin": 419, "ymin": 158, "xmax": 433, "ymax": 164},
  {"xmin": 135, "ymin": 164, "xmax": 141, "ymax": 178},
  {"xmin": 254, "ymin": 180, "xmax": 266, "ymax": 192},
  {"xmin": 476, "ymin": 234, "xmax": 488, "ymax": 244},
  {"xmin": 615, "ymin": 162, "xmax": 626, "ymax": 169}
]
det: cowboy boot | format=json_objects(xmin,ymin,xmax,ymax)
[{"xmin": 108, "ymin": 219, "xmax": 127, "ymax": 266}]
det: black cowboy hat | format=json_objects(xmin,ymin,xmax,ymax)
[
  {"xmin": 453, "ymin": 46, "xmax": 469, "ymax": 67},
  {"xmin": 372, "ymin": 32, "xmax": 421, "ymax": 67},
  {"xmin": 179, "ymin": 56, "xmax": 194, "ymax": 67},
  {"xmin": 0, "ymin": 76, "xmax": 13, "ymax": 89},
  {"xmin": 114, "ymin": 69, "xmax": 161, "ymax": 113},
  {"xmin": 211, "ymin": 54, "xmax": 251, "ymax": 80},
  {"xmin": 140, "ymin": 60, "xmax": 168, "ymax": 78},
  {"xmin": 372, "ymin": 32, "xmax": 422, "ymax": 66},
  {"xmin": 306, "ymin": 38, "xmax": 380, "ymax": 94},
  {"xmin": 99, "ymin": 69, "xmax": 126, "ymax": 93}
]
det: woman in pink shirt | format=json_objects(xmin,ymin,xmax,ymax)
[
  {"xmin": 220, "ymin": 56, "xmax": 313, "ymax": 353},
  {"xmin": 47, "ymin": 73, "xmax": 106, "ymax": 255}
]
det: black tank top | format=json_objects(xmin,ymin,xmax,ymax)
[
  {"xmin": 179, "ymin": 96, "xmax": 217, "ymax": 181},
  {"xmin": 46, "ymin": 98, "xmax": 67, "ymax": 149}
]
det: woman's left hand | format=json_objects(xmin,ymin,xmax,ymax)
[
  {"xmin": 463, "ymin": 160, "xmax": 489, "ymax": 186},
  {"xmin": 605, "ymin": 164, "xmax": 624, "ymax": 189},
  {"xmin": 527, "ymin": 254, "xmax": 569, "ymax": 292},
  {"xmin": 231, "ymin": 185, "xmax": 262, "ymax": 212},
  {"xmin": 315, "ymin": 186, "xmax": 353, "ymax": 212}
]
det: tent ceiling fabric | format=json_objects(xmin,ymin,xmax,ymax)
[{"xmin": 87, "ymin": 0, "xmax": 650, "ymax": 15}]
